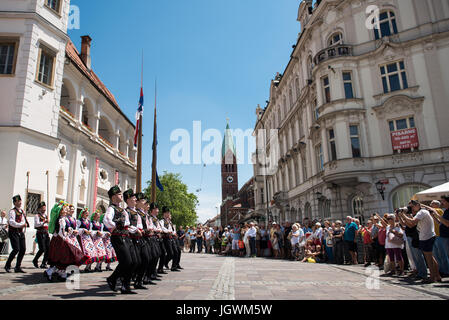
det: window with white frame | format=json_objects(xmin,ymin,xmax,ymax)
[
  {"xmin": 322, "ymin": 76, "xmax": 331, "ymax": 103},
  {"xmin": 374, "ymin": 11, "xmax": 398, "ymax": 40},
  {"xmin": 380, "ymin": 61, "xmax": 408, "ymax": 94},
  {"xmin": 315, "ymin": 144, "xmax": 324, "ymax": 172},
  {"xmin": 328, "ymin": 129, "xmax": 337, "ymax": 161},
  {"xmin": 36, "ymin": 45, "xmax": 56, "ymax": 87},
  {"xmin": 328, "ymin": 32, "xmax": 343, "ymax": 46},
  {"xmin": 342, "ymin": 71, "xmax": 354, "ymax": 99},
  {"xmin": 45, "ymin": 0, "xmax": 62, "ymax": 13},
  {"xmin": 349, "ymin": 125, "xmax": 361, "ymax": 158},
  {"xmin": 0, "ymin": 40, "xmax": 19, "ymax": 75}
]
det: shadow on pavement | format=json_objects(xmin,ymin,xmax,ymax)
[
  {"xmin": 52, "ymin": 283, "xmax": 117, "ymax": 299},
  {"xmin": 9, "ymin": 270, "xmax": 47, "ymax": 285}
]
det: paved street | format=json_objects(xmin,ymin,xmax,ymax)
[{"xmin": 0, "ymin": 252, "xmax": 448, "ymax": 300}]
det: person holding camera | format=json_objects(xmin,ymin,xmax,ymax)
[
  {"xmin": 397, "ymin": 206, "xmax": 427, "ymax": 280},
  {"xmin": 384, "ymin": 214, "xmax": 405, "ymax": 276},
  {"xmin": 398, "ymin": 200, "xmax": 442, "ymax": 283}
]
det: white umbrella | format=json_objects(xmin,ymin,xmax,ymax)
[{"xmin": 413, "ymin": 182, "xmax": 449, "ymax": 202}]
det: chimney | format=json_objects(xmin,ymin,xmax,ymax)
[{"xmin": 80, "ymin": 35, "xmax": 92, "ymax": 70}]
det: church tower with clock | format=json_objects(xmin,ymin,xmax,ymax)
[{"xmin": 221, "ymin": 120, "xmax": 238, "ymax": 201}]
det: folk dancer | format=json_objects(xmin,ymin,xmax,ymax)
[
  {"xmin": 148, "ymin": 202, "xmax": 163, "ymax": 281},
  {"xmin": 45, "ymin": 201, "xmax": 87, "ymax": 281},
  {"xmin": 33, "ymin": 201, "xmax": 50, "ymax": 269},
  {"xmin": 153, "ymin": 204, "xmax": 168, "ymax": 275},
  {"xmin": 124, "ymin": 189, "xmax": 148, "ymax": 290},
  {"xmin": 104, "ymin": 186, "xmax": 137, "ymax": 294},
  {"xmin": 168, "ymin": 210, "xmax": 183, "ymax": 270},
  {"xmin": 135, "ymin": 193, "xmax": 156, "ymax": 286},
  {"xmin": 100, "ymin": 212, "xmax": 116, "ymax": 271},
  {"xmin": 5, "ymin": 195, "xmax": 28, "ymax": 273},
  {"xmin": 160, "ymin": 207, "xmax": 179, "ymax": 272},
  {"xmin": 90, "ymin": 211, "xmax": 108, "ymax": 272},
  {"xmin": 77, "ymin": 208, "xmax": 99, "ymax": 273}
]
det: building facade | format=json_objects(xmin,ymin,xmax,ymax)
[
  {"xmin": 253, "ymin": 0, "xmax": 449, "ymax": 225},
  {"xmin": 0, "ymin": 0, "xmax": 136, "ymax": 250}
]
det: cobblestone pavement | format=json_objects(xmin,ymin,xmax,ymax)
[{"xmin": 0, "ymin": 253, "xmax": 448, "ymax": 300}]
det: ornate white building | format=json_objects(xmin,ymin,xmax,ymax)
[
  {"xmin": 0, "ymin": 0, "xmax": 136, "ymax": 249},
  {"xmin": 253, "ymin": 0, "xmax": 449, "ymax": 224}
]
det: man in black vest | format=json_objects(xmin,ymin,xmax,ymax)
[
  {"xmin": 148, "ymin": 203, "xmax": 163, "ymax": 280},
  {"xmin": 104, "ymin": 186, "xmax": 137, "ymax": 294},
  {"xmin": 167, "ymin": 209, "xmax": 183, "ymax": 271},
  {"xmin": 160, "ymin": 207, "xmax": 177, "ymax": 272},
  {"xmin": 5, "ymin": 195, "xmax": 28, "ymax": 273},
  {"xmin": 123, "ymin": 189, "xmax": 147, "ymax": 290},
  {"xmin": 33, "ymin": 201, "xmax": 50, "ymax": 269}
]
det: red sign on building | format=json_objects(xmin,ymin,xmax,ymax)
[{"xmin": 391, "ymin": 128, "xmax": 419, "ymax": 151}]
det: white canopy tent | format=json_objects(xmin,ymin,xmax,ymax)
[{"xmin": 413, "ymin": 182, "xmax": 449, "ymax": 202}]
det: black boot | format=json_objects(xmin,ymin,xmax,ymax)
[
  {"xmin": 134, "ymin": 282, "xmax": 148, "ymax": 290},
  {"xmin": 33, "ymin": 259, "xmax": 39, "ymax": 269},
  {"xmin": 106, "ymin": 276, "xmax": 117, "ymax": 292}
]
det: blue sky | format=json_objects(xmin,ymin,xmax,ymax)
[{"xmin": 69, "ymin": 0, "xmax": 301, "ymax": 222}]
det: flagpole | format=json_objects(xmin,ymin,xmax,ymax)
[
  {"xmin": 136, "ymin": 51, "xmax": 144, "ymax": 193},
  {"xmin": 151, "ymin": 79, "xmax": 157, "ymax": 203}
]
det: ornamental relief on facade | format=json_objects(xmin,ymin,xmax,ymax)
[{"xmin": 391, "ymin": 151, "xmax": 424, "ymax": 165}]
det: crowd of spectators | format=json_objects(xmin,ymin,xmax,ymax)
[{"xmin": 179, "ymin": 195, "xmax": 449, "ymax": 285}]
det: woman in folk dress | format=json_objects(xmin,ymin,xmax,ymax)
[
  {"xmin": 76, "ymin": 208, "xmax": 98, "ymax": 272},
  {"xmin": 100, "ymin": 213, "xmax": 116, "ymax": 271},
  {"xmin": 45, "ymin": 201, "xmax": 87, "ymax": 281},
  {"xmin": 90, "ymin": 211, "xmax": 107, "ymax": 272}
]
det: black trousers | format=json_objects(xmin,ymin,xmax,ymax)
[
  {"xmin": 34, "ymin": 231, "xmax": 50, "ymax": 265},
  {"xmin": 157, "ymin": 238, "xmax": 167, "ymax": 271},
  {"xmin": 163, "ymin": 238, "xmax": 174, "ymax": 267},
  {"xmin": 109, "ymin": 236, "xmax": 137, "ymax": 288},
  {"xmin": 173, "ymin": 241, "xmax": 182, "ymax": 267},
  {"xmin": 6, "ymin": 231, "xmax": 26, "ymax": 269},
  {"xmin": 133, "ymin": 238, "xmax": 150, "ymax": 284},
  {"xmin": 148, "ymin": 237, "xmax": 160, "ymax": 277}
]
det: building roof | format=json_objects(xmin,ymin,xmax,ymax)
[
  {"xmin": 222, "ymin": 119, "xmax": 236, "ymax": 157},
  {"xmin": 65, "ymin": 39, "xmax": 135, "ymax": 128}
]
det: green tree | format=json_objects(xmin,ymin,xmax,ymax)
[{"xmin": 144, "ymin": 171, "xmax": 198, "ymax": 227}]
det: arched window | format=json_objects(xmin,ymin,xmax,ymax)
[
  {"xmin": 56, "ymin": 169, "xmax": 64, "ymax": 196},
  {"xmin": 352, "ymin": 196, "xmax": 364, "ymax": 224},
  {"xmin": 328, "ymin": 32, "xmax": 343, "ymax": 46},
  {"xmin": 297, "ymin": 208, "xmax": 303, "ymax": 223},
  {"xmin": 304, "ymin": 202, "xmax": 312, "ymax": 220},
  {"xmin": 307, "ymin": 55, "xmax": 313, "ymax": 79},
  {"xmin": 374, "ymin": 11, "xmax": 398, "ymax": 40},
  {"xmin": 391, "ymin": 184, "xmax": 427, "ymax": 210},
  {"xmin": 319, "ymin": 199, "xmax": 331, "ymax": 219}
]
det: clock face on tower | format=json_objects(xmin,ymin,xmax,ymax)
[{"xmin": 227, "ymin": 176, "xmax": 234, "ymax": 183}]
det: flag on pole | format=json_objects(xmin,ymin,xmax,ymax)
[
  {"xmin": 156, "ymin": 170, "xmax": 164, "ymax": 192},
  {"xmin": 133, "ymin": 87, "xmax": 144, "ymax": 148}
]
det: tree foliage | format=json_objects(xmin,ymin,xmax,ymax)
[{"xmin": 144, "ymin": 171, "xmax": 198, "ymax": 227}]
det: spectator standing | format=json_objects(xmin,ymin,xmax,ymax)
[
  {"xmin": 375, "ymin": 214, "xmax": 387, "ymax": 270},
  {"xmin": 427, "ymin": 200, "xmax": 449, "ymax": 276},
  {"xmin": 384, "ymin": 214, "xmax": 405, "ymax": 276},
  {"xmin": 243, "ymin": 225, "xmax": 250, "ymax": 257},
  {"xmin": 271, "ymin": 233, "xmax": 280, "ymax": 259},
  {"xmin": 333, "ymin": 221, "xmax": 344, "ymax": 265},
  {"xmin": 203, "ymin": 227, "xmax": 211, "ymax": 254},
  {"xmin": 247, "ymin": 222, "xmax": 257, "ymax": 258},
  {"xmin": 399, "ymin": 201, "xmax": 442, "ymax": 283},
  {"xmin": 189, "ymin": 227, "xmax": 197, "ymax": 253},
  {"xmin": 354, "ymin": 219, "xmax": 365, "ymax": 264},
  {"xmin": 275, "ymin": 224, "xmax": 284, "ymax": 258},
  {"xmin": 323, "ymin": 221, "xmax": 333, "ymax": 263},
  {"xmin": 231, "ymin": 224, "xmax": 240, "ymax": 257},
  {"xmin": 177, "ymin": 226, "xmax": 185, "ymax": 253},
  {"xmin": 343, "ymin": 216, "xmax": 359, "ymax": 265},
  {"xmin": 196, "ymin": 226, "xmax": 203, "ymax": 253},
  {"xmin": 259, "ymin": 224, "xmax": 268, "ymax": 257},
  {"xmin": 283, "ymin": 222, "xmax": 292, "ymax": 260},
  {"xmin": 397, "ymin": 208, "xmax": 427, "ymax": 280},
  {"xmin": 361, "ymin": 220, "xmax": 374, "ymax": 267}
]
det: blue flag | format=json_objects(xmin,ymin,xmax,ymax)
[{"xmin": 156, "ymin": 171, "xmax": 164, "ymax": 191}]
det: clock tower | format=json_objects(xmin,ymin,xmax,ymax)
[{"xmin": 221, "ymin": 120, "xmax": 238, "ymax": 201}]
